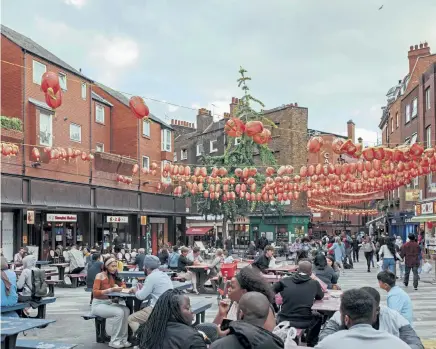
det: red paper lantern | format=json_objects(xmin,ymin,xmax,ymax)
[
  {"xmin": 45, "ymin": 89, "xmax": 62, "ymax": 109},
  {"xmin": 332, "ymin": 138, "xmax": 344, "ymax": 154},
  {"xmin": 81, "ymin": 152, "xmax": 87, "ymax": 160},
  {"xmin": 31, "ymin": 147, "xmax": 40, "ymax": 161},
  {"xmin": 307, "ymin": 136, "xmax": 324, "ymax": 153},
  {"xmin": 252, "ymin": 128, "xmax": 271, "ymax": 144},
  {"xmin": 41, "ymin": 72, "xmax": 60, "ymax": 95},
  {"xmin": 244, "ymin": 121, "xmax": 264, "ymax": 137},
  {"xmin": 87, "ymin": 154, "xmax": 94, "ymax": 161},
  {"xmin": 129, "ymin": 96, "xmax": 149, "ymax": 119},
  {"xmin": 224, "ymin": 118, "xmax": 245, "ymax": 137}
]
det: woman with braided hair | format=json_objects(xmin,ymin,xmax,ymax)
[{"xmin": 138, "ymin": 288, "xmax": 206, "ymax": 349}]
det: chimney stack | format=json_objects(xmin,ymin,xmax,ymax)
[
  {"xmin": 347, "ymin": 120, "xmax": 355, "ymax": 143},
  {"xmin": 408, "ymin": 42, "xmax": 431, "ymax": 73},
  {"xmin": 230, "ymin": 97, "xmax": 239, "ymax": 117}
]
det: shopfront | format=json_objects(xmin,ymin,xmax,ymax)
[
  {"xmin": 387, "ymin": 212, "xmax": 418, "ymax": 242},
  {"xmin": 228, "ymin": 216, "xmax": 250, "ymax": 247},
  {"xmin": 410, "ymin": 200, "xmax": 436, "ymax": 255},
  {"xmin": 249, "ymin": 215, "xmax": 310, "ymax": 244}
]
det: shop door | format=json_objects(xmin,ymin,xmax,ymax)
[{"xmin": 1, "ymin": 212, "xmax": 14, "ymax": 260}]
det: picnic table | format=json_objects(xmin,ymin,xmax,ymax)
[
  {"xmin": 186, "ymin": 264, "xmax": 214, "ymax": 293},
  {"xmin": 0, "ymin": 317, "xmax": 55, "ymax": 349},
  {"xmin": 8, "ymin": 261, "xmax": 51, "ymax": 270},
  {"xmin": 312, "ymin": 294, "xmax": 341, "ymax": 313},
  {"xmin": 49, "ymin": 263, "xmax": 69, "ymax": 281},
  {"xmin": 266, "ymin": 265, "xmax": 298, "ymax": 274}
]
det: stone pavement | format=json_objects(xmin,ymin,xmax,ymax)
[{"xmin": 12, "ymin": 253, "xmax": 436, "ymax": 348}]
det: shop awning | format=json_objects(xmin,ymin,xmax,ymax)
[
  {"xmin": 409, "ymin": 215, "xmax": 436, "ymax": 222},
  {"xmin": 185, "ymin": 227, "xmax": 213, "ymax": 236},
  {"xmin": 366, "ymin": 215, "xmax": 385, "ymax": 227}
]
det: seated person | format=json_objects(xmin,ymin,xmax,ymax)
[
  {"xmin": 326, "ymin": 255, "xmax": 340, "ymax": 281},
  {"xmin": 252, "ymin": 245, "xmax": 275, "ymax": 273},
  {"xmin": 65, "ymin": 244, "xmax": 85, "ymax": 274},
  {"xmin": 313, "ymin": 253, "xmax": 338, "ymax": 289},
  {"xmin": 168, "ymin": 246, "xmax": 180, "ymax": 270},
  {"xmin": 247, "ymin": 241, "xmax": 256, "ymax": 257},
  {"xmin": 223, "ymin": 250, "xmax": 234, "ymax": 264},
  {"xmin": 320, "ymin": 286, "xmax": 423, "ymax": 349},
  {"xmin": 210, "ymin": 292, "xmax": 284, "ymax": 349},
  {"xmin": 86, "ymin": 253, "xmax": 103, "ymax": 304},
  {"xmin": 377, "ymin": 271, "xmax": 414, "ymax": 325},
  {"xmin": 1, "ymin": 257, "xmax": 18, "ymax": 317},
  {"xmin": 138, "ymin": 289, "xmax": 207, "ymax": 349},
  {"xmin": 13, "ymin": 246, "xmax": 28, "ymax": 267},
  {"xmin": 128, "ymin": 255, "xmax": 173, "ymax": 334},
  {"xmin": 91, "ymin": 256, "xmax": 131, "ymax": 349},
  {"xmin": 315, "ymin": 289, "xmax": 410, "ymax": 349},
  {"xmin": 17, "ymin": 255, "xmax": 39, "ymax": 302},
  {"xmin": 133, "ymin": 248, "xmax": 146, "ymax": 271},
  {"xmin": 187, "ymin": 246, "xmax": 204, "ymax": 263},
  {"xmin": 158, "ymin": 247, "xmax": 169, "ymax": 267},
  {"xmin": 178, "ymin": 247, "xmax": 199, "ymax": 294},
  {"xmin": 272, "ymin": 260, "xmax": 324, "ymax": 347},
  {"xmin": 208, "ymin": 249, "xmax": 223, "ymax": 278},
  {"xmin": 213, "ymin": 266, "xmax": 277, "ymax": 332}
]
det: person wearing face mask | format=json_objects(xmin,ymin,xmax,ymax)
[
  {"xmin": 315, "ymin": 289, "xmax": 410, "ymax": 349},
  {"xmin": 319, "ymin": 287, "xmax": 423, "ymax": 349},
  {"xmin": 252, "ymin": 245, "xmax": 275, "ymax": 274}
]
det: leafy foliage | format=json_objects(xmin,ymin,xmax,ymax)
[{"xmin": 0, "ymin": 116, "xmax": 23, "ymax": 131}]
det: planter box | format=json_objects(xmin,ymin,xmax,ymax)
[
  {"xmin": 161, "ymin": 150, "xmax": 173, "ymax": 161},
  {"xmin": 118, "ymin": 156, "xmax": 137, "ymax": 176},
  {"xmin": 1, "ymin": 128, "xmax": 24, "ymax": 143},
  {"xmin": 94, "ymin": 151, "xmax": 137, "ymax": 175}
]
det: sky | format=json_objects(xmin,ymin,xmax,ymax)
[{"xmin": 2, "ymin": 0, "xmax": 436, "ymax": 146}]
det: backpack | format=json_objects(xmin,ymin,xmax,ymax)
[
  {"xmin": 169, "ymin": 253, "xmax": 180, "ymax": 268},
  {"xmin": 31, "ymin": 269, "xmax": 48, "ymax": 299}
]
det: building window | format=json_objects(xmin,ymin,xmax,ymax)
[
  {"xmin": 395, "ymin": 112, "xmax": 399, "ymax": 128},
  {"xmin": 81, "ymin": 83, "xmax": 87, "ymax": 100},
  {"xmin": 413, "ymin": 176, "xmax": 419, "ymax": 188},
  {"xmin": 95, "ymin": 143, "xmax": 104, "ymax": 152},
  {"xmin": 390, "ymin": 118, "xmax": 394, "ymax": 133},
  {"xmin": 234, "ymin": 137, "xmax": 241, "ymax": 145},
  {"xmin": 210, "ymin": 140, "xmax": 218, "ymax": 153},
  {"xmin": 95, "ymin": 104, "xmax": 105, "ymax": 124},
  {"xmin": 142, "ymin": 119, "xmax": 150, "ymax": 137},
  {"xmin": 410, "ymin": 133, "xmax": 418, "ymax": 145},
  {"xmin": 427, "ymin": 126, "xmax": 432, "ymax": 148},
  {"xmin": 405, "ymin": 104, "xmax": 411, "ymax": 123},
  {"xmin": 196, "ymin": 143, "xmax": 204, "ymax": 156},
  {"xmin": 142, "ymin": 156, "xmax": 150, "ymax": 170},
  {"xmin": 161, "ymin": 129, "xmax": 172, "ymax": 152},
  {"xmin": 69, "ymin": 123, "xmax": 81, "ymax": 142},
  {"xmin": 59, "ymin": 72, "xmax": 67, "ymax": 90},
  {"xmin": 428, "ymin": 172, "xmax": 433, "ymax": 190},
  {"xmin": 411, "ymin": 97, "xmax": 418, "ymax": 118},
  {"xmin": 426, "ymin": 87, "xmax": 431, "ymax": 111},
  {"xmin": 39, "ymin": 112, "xmax": 52, "ymax": 146},
  {"xmin": 181, "ymin": 149, "xmax": 188, "ymax": 160},
  {"xmin": 173, "ymin": 152, "xmax": 177, "ymax": 162},
  {"xmin": 32, "ymin": 60, "xmax": 46, "ymax": 85}
]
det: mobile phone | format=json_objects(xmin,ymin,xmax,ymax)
[{"xmin": 221, "ymin": 318, "xmax": 232, "ymax": 331}]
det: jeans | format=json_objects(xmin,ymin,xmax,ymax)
[
  {"xmin": 404, "ymin": 265, "xmax": 419, "ymax": 288},
  {"xmin": 382, "ymin": 258, "xmax": 396, "ymax": 273},
  {"xmin": 345, "ymin": 248, "xmax": 353, "ymax": 267},
  {"xmin": 364, "ymin": 252, "xmax": 373, "ymax": 270},
  {"xmin": 70, "ymin": 267, "xmax": 84, "ymax": 274},
  {"xmin": 352, "ymin": 249, "xmax": 359, "ymax": 262}
]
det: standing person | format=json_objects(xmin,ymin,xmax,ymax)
[
  {"xmin": 379, "ymin": 238, "xmax": 402, "ymax": 274},
  {"xmin": 341, "ymin": 232, "xmax": 353, "ymax": 268},
  {"xmin": 65, "ymin": 244, "xmax": 85, "ymax": 274},
  {"xmin": 128, "ymin": 256, "xmax": 173, "ymax": 334},
  {"xmin": 138, "ymin": 289, "xmax": 207, "ymax": 349},
  {"xmin": 252, "ymin": 245, "xmax": 274, "ymax": 274},
  {"xmin": 224, "ymin": 237, "xmax": 233, "ymax": 257},
  {"xmin": 247, "ymin": 241, "xmax": 256, "ymax": 258},
  {"xmin": 91, "ymin": 256, "xmax": 131, "ymax": 349},
  {"xmin": 377, "ymin": 271, "xmax": 413, "ymax": 325},
  {"xmin": 351, "ymin": 235, "xmax": 360, "ymax": 263},
  {"xmin": 315, "ymin": 289, "xmax": 410, "ymax": 349},
  {"xmin": 215, "ymin": 236, "xmax": 224, "ymax": 249},
  {"xmin": 168, "ymin": 246, "xmax": 180, "ymax": 270},
  {"xmin": 361, "ymin": 236, "xmax": 376, "ymax": 272},
  {"xmin": 400, "ymin": 234, "xmax": 421, "ymax": 290},
  {"xmin": 13, "ymin": 247, "xmax": 28, "ymax": 266},
  {"xmin": 256, "ymin": 233, "xmax": 269, "ymax": 253},
  {"xmin": 328, "ymin": 237, "xmax": 345, "ymax": 274}
]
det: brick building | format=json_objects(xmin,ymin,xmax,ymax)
[
  {"xmin": 378, "ymin": 42, "xmax": 436, "ymax": 239},
  {"xmin": 0, "ymin": 25, "xmax": 186, "ymax": 260}
]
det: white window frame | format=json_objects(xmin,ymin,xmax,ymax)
[
  {"xmin": 142, "ymin": 156, "xmax": 150, "ymax": 170},
  {"xmin": 95, "ymin": 104, "xmax": 105, "ymax": 124},
  {"xmin": 410, "ymin": 133, "xmax": 418, "ymax": 145},
  {"xmin": 95, "ymin": 143, "xmax": 104, "ymax": 152},
  {"xmin": 59, "ymin": 72, "xmax": 67, "ymax": 91},
  {"xmin": 181, "ymin": 149, "xmax": 188, "ymax": 160},
  {"xmin": 32, "ymin": 60, "xmax": 46, "ymax": 85},
  {"xmin": 69, "ymin": 123, "xmax": 81, "ymax": 143},
  {"xmin": 81, "ymin": 83, "xmax": 87, "ymax": 100},
  {"xmin": 426, "ymin": 126, "xmax": 432, "ymax": 148},
  {"xmin": 411, "ymin": 97, "xmax": 418, "ymax": 118},
  {"xmin": 234, "ymin": 137, "xmax": 241, "ymax": 145},
  {"xmin": 210, "ymin": 140, "xmax": 218, "ymax": 153},
  {"xmin": 425, "ymin": 87, "xmax": 431, "ymax": 111},
  {"xmin": 395, "ymin": 112, "xmax": 399, "ymax": 128},
  {"xmin": 142, "ymin": 119, "xmax": 151, "ymax": 138},
  {"xmin": 196, "ymin": 143, "xmax": 204, "ymax": 156},
  {"xmin": 39, "ymin": 112, "xmax": 53, "ymax": 146},
  {"xmin": 390, "ymin": 118, "xmax": 394, "ymax": 133},
  {"xmin": 405, "ymin": 104, "xmax": 411, "ymax": 123},
  {"xmin": 161, "ymin": 129, "xmax": 172, "ymax": 152},
  {"xmin": 413, "ymin": 176, "xmax": 419, "ymax": 188},
  {"xmin": 173, "ymin": 152, "xmax": 177, "ymax": 162}
]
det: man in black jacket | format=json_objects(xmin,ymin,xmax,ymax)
[
  {"xmin": 210, "ymin": 292, "xmax": 284, "ymax": 349},
  {"xmin": 256, "ymin": 233, "xmax": 269, "ymax": 252},
  {"xmin": 273, "ymin": 260, "xmax": 324, "ymax": 347},
  {"xmin": 252, "ymin": 245, "xmax": 274, "ymax": 274}
]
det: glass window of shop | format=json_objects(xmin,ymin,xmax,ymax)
[
  {"xmin": 95, "ymin": 214, "xmax": 134, "ymax": 251},
  {"xmin": 230, "ymin": 224, "xmax": 249, "ymax": 247}
]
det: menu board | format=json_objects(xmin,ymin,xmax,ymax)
[{"xmin": 276, "ymin": 228, "xmax": 289, "ymax": 245}]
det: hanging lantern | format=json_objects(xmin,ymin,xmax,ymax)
[
  {"xmin": 410, "ymin": 143, "xmax": 424, "ymax": 157},
  {"xmin": 66, "ymin": 148, "xmax": 73, "ymax": 159},
  {"xmin": 116, "ymin": 175, "xmax": 124, "ymax": 182},
  {"xmin": 45, "ymin": 89, "xmax": 62, "ymax": 109},
  {"xmin": 252, "ymin": 128, "xmax": 271, "ymax": 144},
  {"xmin": 244, "ymin": 121, "xmax": 264, "ymax": 137},
  {"xmin": 340, "ymin": 139, "xmax": 357, "ymax": 156},
  {"xmin": 307, "ymin": 136, "xmax": 324, "ymax": 153},
  {"xmin": 224, "ymin": 118, "xmax": 245, "ymax": 137},
  {"xmin": 31, "ymin": 147, "xmax": 40, "ymax": 161},
  {"xmin": 41, "ymin": 72, "xmax": 61, "ymax": 95},
  {"xmin": 81, "ymin": 152, "xmax": 87, "ymax": 160},
  {"xmin": 125, "ymin": 177, "xmax": 133, "ymax": 185},
  {"xmin": 87, "ymin": 154, "xmax": 95, "ymax": 161},
  {"xmin": 129, "ymin": 96, "xmax": 150, "ymax": 119},
  {"xmin": 362, "ymin": 148, "xmax": 375, "ymax": 161},
  {"xmin": 332, "ymin": 138, "xmax": 344, "ymax": 154},
  {"xmin": 132, "ymin": 164, "xmax": 139, "ymax": 175},
  {"xmin": 266, "ymin": 167, "xmax": 275, "ymax": 176}
]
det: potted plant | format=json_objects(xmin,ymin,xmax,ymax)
[{"xmin": 0, "ymin": 116, "xmax": 24, "ymax": 143}]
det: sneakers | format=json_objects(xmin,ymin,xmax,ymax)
[
  {"xmin": 123, "ymin": 341, "xmax": 132, "ymax": 348},
  {"xmin": 414, "ymin": 287, "xmax": 418, "ymax": 291},
  {"xmin": 109, "ymin": 341, "xmax": 125, "ymax": 349}
]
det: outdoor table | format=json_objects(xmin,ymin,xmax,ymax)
[
  {"xmin": 0, "ymin": 317, "xmax": 55, "ymax": 349},
  {"xmin": 117, "ymin": 271, "xmax": 146, "ymax": 279},
  {"xmin": 186, "ymin": 264, "xmax": 212, "ymax": 293},
  {"xmin": 49, "ymin": 263, "xmax": 69, "ymax": 281},
  {"xmin": 35, "ymin": 261, "xmax": 50, "ymax": 268},
  {"xmin": 266, "ymin": 265, "xmax": 297, "ymax": 274},
  {"xmin": 312, "ymin": 296, "xmax": 341, "ymax": 313},
  {"xmin": 262, "ymin": 274, "xmax": 282, "ymax": 283}
]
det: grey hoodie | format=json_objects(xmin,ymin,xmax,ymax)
[{"xmin": 17, "ymin": 255, "xmax": 37, "ymax": 296}]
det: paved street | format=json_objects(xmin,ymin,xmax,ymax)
[{"xmin": 13, "ymin": 254, "xmax": 436, "ymax": 348}]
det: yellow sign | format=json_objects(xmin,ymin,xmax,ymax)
[
  {"xmin": 405, "ymin": 189, "xmax": 421, "ymax": 202},
  {"xmin": 22, "ymin": 235, "xmax": 28, "ymax": 244},
  {"xmin": 140, "ymin": 216, "xmax": 147, "ymax": 226}
]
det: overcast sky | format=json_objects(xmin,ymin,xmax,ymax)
[{"xmin": 2, "ymin": 0, "xmax": 436, "ymax": 145}]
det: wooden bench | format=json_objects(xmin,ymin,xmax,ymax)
[
  {"xmin": 46, "ymin": 280, "xmax": 63, "ymax": 297},
  {"xmin": 0, "ymin": 297, "xmax": 56, "ymax": 320},
  {"xmin": 192, "ymin": 301, "xmax": 212, "ymax": 326},
  {"xmin": 16, "ymin": 339, "xmax": 77, "ymax": 349},
  {"xmin": 67, "ymin": 273, "xmax": 86, "ymax": 288}
]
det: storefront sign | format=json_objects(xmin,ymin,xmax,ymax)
[
  {"xmin": 107, "ymin": 216, "xmax": 128, "ymax": 223},
  {"xmin": 22, "ymin": 235, "xmax": 28, "ymax": 244},
  {"xmin": 415, "ymin": 204, "xmax": 421, "ymax": 216},
  {"xmin": 26, "ymin": 211, "xmax": 35, "ymax": 224},
  {"xmin": 405, "ymin": 189, "xmax": 421, "ymax": 202},
  {"xmin": 149, "ymin": 217, "xmax": 166, "ymax": 224},
  {"xmin": 421, "ymin": 202, "xmax": 434, "ymax": 215},
  {"xmin": 47, "ymin": 214, "xmax": 77, "ymax": 222},
  {"xmin": 140, "ymin": 216, "xmax": 148, "ymax": 225}
]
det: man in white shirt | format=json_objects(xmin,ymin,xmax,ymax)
[
  {"xmin": 187, "ymin": 246, "xmax": 204, "ymax": 263},
  {"xmin": 65, "ymin": 244, "xmax": 85, "ymax": 274},
  {"xmin": 127, "ymin": 255, "xmax": 173, "ymax": 333}
]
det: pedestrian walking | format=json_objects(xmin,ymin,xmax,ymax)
[
  {"xmin": 361, "ymin": 236, "xmax": 376, "ymax": 272},
  {"xmin": 400, "ymin": 234, "xmax": 421, "ymax": 291},
  {"xmin": 351, "ymin": 235, "xmax": 360, "ymax": 263},
  {"xmin": 328, "ymin": 237, "xmax": 345, "ymax": 275}
]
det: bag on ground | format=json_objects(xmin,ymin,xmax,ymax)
[
  {"xmin": 422, "ymin": 261, "xmax": 433, "ymax": 274},
  {"xmin": 272, "ymin": 321, "xmax": 298, "ymax": 348}
]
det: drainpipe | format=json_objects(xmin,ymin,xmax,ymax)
[
  {"xmin": 89, "ymin": 82, "xmax": 92, "ymax": 184},
  {"xmin": 109, "ymin": 105, "xmax": 113, "ymax": 153},
  {"xmin": 21, "ymin": 49, "xmax": 27, "ymax": 175},
  {"xmin": 138, "ymin": 118, "xmax": 141, "ymax": 191}
]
